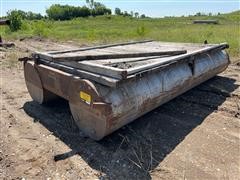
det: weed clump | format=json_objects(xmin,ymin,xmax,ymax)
[
  {"xmin": 136, "ymin": 25, "xmax": 146, "ymax": 37},
  {"xmin": 33, "ymin": 20, "xmax": 52, "ymax": 37}
]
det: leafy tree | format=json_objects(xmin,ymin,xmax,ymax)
[
  {"xmin": 130, "ymin": 11, "xmax": 134, "ymax": 17},
  {"xmin": 140, "ymin": 14, "xmax": 146, "ymax": 18},
  {"xmin": 6, "ymin": 10, "xmax": 43, "ymax": 20},
  {"xmin": 123, "ymin": 11, "xmax": 131, "ymax": 17},
  {"xmin": 86, "ymin": 0, "xmax": 94, "ymax": 9},
  {"xmin": 7, "ymin": 10, "xmax": 22, "ymax": 31},
  {"xmin": 134, "ymin": 12, "xmax": 139, "ymax": 18},
  {"xmin": 93, "ymin": 1, "xmax": 104, "ymax": 9},
  {"xmin": 115, "ymin": 8, "xmax": 121, "ymax": 15},
  {"xmin": 13, "ymin": 10, "xmax": 27, "ymax": 19},
  {"xmin": 26, "ymin": 11, "xmax": 43, "ymax": 20},
  {"xmin": 78, "ymin": 6, "xmax": 91, "ymax": 17},
  {"xmin": 195, "ymin": 12, "xmax": 202, "ymax": 16},
  {"xmin": 46, "ymin": 4, "xmax": 66, "ymax": 20},
  {"xmin": 89, "ymin": 1, "xmax": 111, "ymax": 16}
]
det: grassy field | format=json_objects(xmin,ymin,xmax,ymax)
[{"xmin": 1, "ymin": 11, "xmax": 239, "ymax": 58}]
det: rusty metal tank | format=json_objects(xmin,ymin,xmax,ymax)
[{"xmin": 22, "ymin": 41, "xmax": 230, "ymax": 140}]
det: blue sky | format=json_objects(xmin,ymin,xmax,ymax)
[{"xmin": 1, "ymin": 0, "xmax": 239, "ymax": 17}]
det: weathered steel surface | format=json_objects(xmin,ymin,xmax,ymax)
[
  {"xmin": 24, "ymin": 61, "xmax": 59, "ymax": 104},
  {"xmin": 69, "ymin": 50, "xmax": 229, "ymax": 140},
  {"xmin": 37, "ymin": 59, "xmax": 119, "ymax": 87},
  {"xmin": 23, "ymin": 41, "xmax": 230, "ymax": 140}
]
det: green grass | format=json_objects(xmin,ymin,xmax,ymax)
[{"xmin": 1, "ymin": 11, "xmax": 239, "ymax": 58}]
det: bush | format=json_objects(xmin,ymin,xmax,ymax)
[
  {"xmin": 20, "ymin": 20, "xmax": 31, "ymax": 30},
  {"xmin": 7, "ymin": 10, "xmax": 22, "ymax": 31},
  {"xmin": 32, "ymin": 20, "xmax": 52, "ymax": 37},
  {"xmin": 136, "ymin": 25, "xmax": 146, "ymax": 37}
]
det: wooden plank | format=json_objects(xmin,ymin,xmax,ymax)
[
  {"xmin": 46, "ymin": 40, "xmax": 154, "ymax": 55},
  {"xmin": 50, "ymin": 50, "xmax": 187, "ymax": 62},
  {"xmin": 100, "ymin": 56, "xmax": 161, "ymax": 65},
  {"xmin": 104, "ymin": 42, "xmax": 160, "ymax": 52},
  {"xmin": 93, "ymin": 46, "xmax": 140, "ymax": 54},
  {"xmin": 61, "ymin": 61, "xmax": 128, "ymax": 79},
  {"xmin": 35, "ymin": 40, "xmax": 154, "ymax": 61}
]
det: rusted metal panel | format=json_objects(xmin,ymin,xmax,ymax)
[
  {"xmin": 37, "ymin": 59, "xmax": 120, "ymax": 87},
  {"xmin": 24, "ymin": 61, "xmax": 59, "ymax": 104},
  {"xmin": 23, "ymin": 41, "xmax": 230, "ymax": 140}
]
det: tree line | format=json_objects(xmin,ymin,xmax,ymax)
[
  {"xmin": 6, "ymin": 0, "xmax": 146, "ymax": 22},
  {"xmin": 46, "ymin": 2, "xmax": 111, "ymax": 20},
  {"xmin": 114, "ymin": 8, "xmax": 146, "ymax": 18},
  {"xmin": 5, "ymin": 0, "xmax": 147, "ymax": 31},
  {"xmin": 6, "ymin": 10, "xmax": 44, "ymax": 20}
]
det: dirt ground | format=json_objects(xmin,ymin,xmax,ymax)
[{"xmin": 0, "ymin": 38, "xmax": 239, "ymax": 180}]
